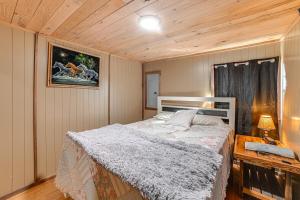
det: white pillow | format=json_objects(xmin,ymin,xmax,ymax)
[
  {"xmin": 165, "ymin": 110, "xmax": 198, "ymax": 129},
  {"xmin": 192, "ymin": 115, "xmax": 224, "ymax": 126},
  {"xmin": 153, "ymin": 111, "xmax": 175, "ymax": 120}
]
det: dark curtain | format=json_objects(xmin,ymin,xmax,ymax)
[
  {"xmin": 214, "ymin": 57, "xmax": 279, "ymax": 137},
  {"xmin": 250, "ymin": 58, "xmax": 278, "ymax": 138}
]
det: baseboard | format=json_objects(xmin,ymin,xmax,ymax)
[{"xmin": 0, "ymin": 175, "xmax": 55, "ymax": 200}]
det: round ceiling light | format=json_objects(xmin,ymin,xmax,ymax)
[{"xmin": 139, "ymin": 15, "xmax": 161, "ymax": 32}]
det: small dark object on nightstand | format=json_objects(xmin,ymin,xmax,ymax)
[{"xmin": 264, "ymin": 136, "xmax": 276, "ymax": 145}]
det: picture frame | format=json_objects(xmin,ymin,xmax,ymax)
[{"xmin": 47, "ymin": 43, "xmax": 100, "ymax": 88}]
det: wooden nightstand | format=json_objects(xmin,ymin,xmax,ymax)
[{"xmin": 234, "ymin": 135, "xmax": 300, "ymax": 200}]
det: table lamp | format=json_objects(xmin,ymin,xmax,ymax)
[{"xmin": 258, "ymin": 115, "xmax": 276, "ymax": 139}]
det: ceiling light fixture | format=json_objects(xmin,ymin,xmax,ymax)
[{"xmin": 139, "ymin": 15, "xmax": 161, "ymax": 32}]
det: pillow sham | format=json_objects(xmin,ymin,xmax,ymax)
[
  {"xmin": 165, "ymin": 110, "xmax": 198, "ymax": 129},
  {"xmin": 192, "ymin": 115, "xmax": 224, "ymax": 126},
  {"xmin": 153, "ymin": 111, "xmax": 175, "ymax": 120}
]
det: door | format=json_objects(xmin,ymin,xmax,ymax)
[{"xmin": 145, "ymin": 72, "xmax": 160, "ymax": 109}]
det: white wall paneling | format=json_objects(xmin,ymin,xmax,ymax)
[{"xmin": 0, "ymin": 24, "xmax": 35, "ymax": 197}]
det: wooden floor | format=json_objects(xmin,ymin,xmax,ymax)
[
  {"xmin": 7, "ymin": 180, "xmax": 70, "ymax": 200},
  {"xmin": 7, "ymin": 166, "xmax": 241, "ymax": 200},
  {"xmin": 225, "ymin": 164, "xmax": 241, "ymax": 200}
]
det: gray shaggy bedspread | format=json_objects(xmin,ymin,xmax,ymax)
[{"xmin": 67, "ymin": 124, "xmax": 223, "ymax": 200}]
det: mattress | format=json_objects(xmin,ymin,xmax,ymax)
[{"xmin": 56, "ymin": 118, "xmax": 234, "ymax": 200}]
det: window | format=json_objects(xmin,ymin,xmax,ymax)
[
  {"xmin": 145, "ymin": 72, "xmax": 160, "ymax": 109},
  {"xmin": 280, "ymin": 62, "xmax": 287, "ymax": 122}
]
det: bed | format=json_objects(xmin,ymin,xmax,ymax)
[{"xmin": 55, "ymin": 96, "xmax": 236, "ymax": 200}]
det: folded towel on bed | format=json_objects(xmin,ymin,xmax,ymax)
[
  {"xmin": 67, "ymin": 124, "xmax": 223, "ymax": 200},
  {"xmin": 245, "ymin": 142, "xmax": 295, "ymax": 159}
]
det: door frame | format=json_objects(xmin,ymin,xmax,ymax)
[{"xmin": 144, "ymin": 70, "xmax": 161, "ymax": 110}]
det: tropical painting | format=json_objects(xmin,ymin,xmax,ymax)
[{"xmin": 48, "ymin": 44, "xmax": 100, "ymax": 88}]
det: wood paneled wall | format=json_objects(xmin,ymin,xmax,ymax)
[
  {"xmin": 0, "ymin": 25, "xmax": 34, "ymax": 197},
  {"xmin": 36, "ymin": 37, "xmax": 142, "ymax": 179},
  {"xmin": 35, "ymin": 36, "xmax": 110, "ymax": 179},
  {"xmin": 143, "ymin": 42, "xmax": 280, "ymax": 119},
  {"xmin": 110, "ymin": 55, "xmax": 142, "ymax": 124},
  {"xmin": 0, "ymin": 22, "xmax": 142, "ymax": 197},
  {"xmin": 281, "ymin": 19, "xmax": 300, "ymax": 157}
]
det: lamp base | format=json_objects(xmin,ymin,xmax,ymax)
[{"xmin": 262, "ymin": 131, "xmax": 276, "ymax": 145}]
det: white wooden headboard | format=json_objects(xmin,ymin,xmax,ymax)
[{"xmin": 157, "ymin": 96, "xmax": 236, "ymax": 130}]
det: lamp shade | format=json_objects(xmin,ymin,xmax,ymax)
[{"xmin": 258, "ymin": 115, "xmax": 276, "ymax": 130}]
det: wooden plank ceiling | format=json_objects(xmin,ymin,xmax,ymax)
[{"xmin": 0, "ymin": 0, "xmax": 299, "ymax": 62}]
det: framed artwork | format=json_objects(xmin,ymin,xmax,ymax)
[{"xmin": 47, "ymin": 43, "xmax": 100, "ymax": 88}]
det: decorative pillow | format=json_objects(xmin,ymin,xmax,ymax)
[
  {"xmin": 165, "ymin": 110, "xmax": 198, "ymax": 129},
  {"xmin": 153, "ymin": 111, "xmax": 175, "ymax": 120},
  {"xmin": 192, "ymin": 115, "xmax": 224, "ymax": 126}
]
